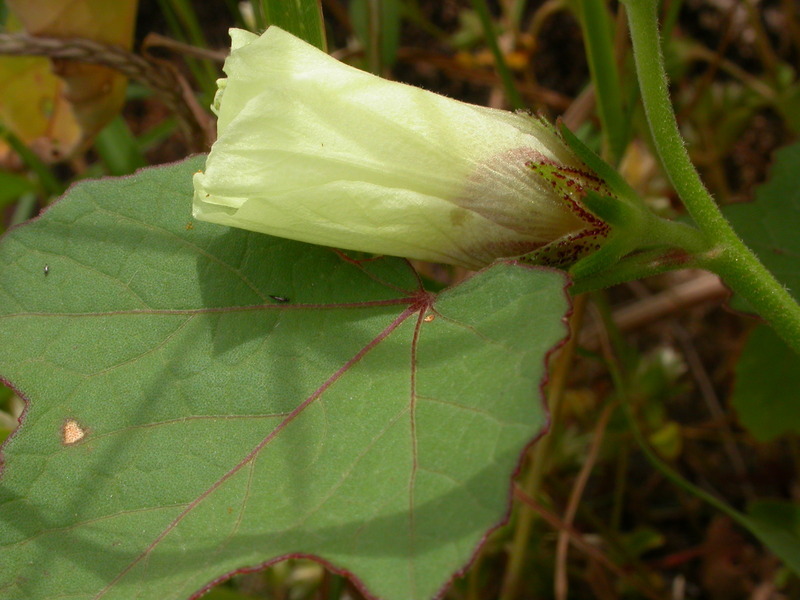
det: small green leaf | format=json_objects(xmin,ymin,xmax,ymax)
[
  {"xmin": 733, "ymin": 324, "xmax": 800, "ymax": 441},
  {"xmin": 618, "ymin": 527, "xmax": 664, "ymax": 559},
  {"xmin": 725, "ymin": 141, "xmax": 800, "ymax": 308},
  {"xmin": 558, "ymin": 122, "xmax": 640, "ymax": 206},
  {"xmin": 0, "ymin": 157, "xmax": 571, "ymax": 600},
  {"xmin": 744, "ymin": 501, "xmax": 800, "ymax": 574}
]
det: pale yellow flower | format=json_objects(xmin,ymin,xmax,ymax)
[{"xmin": 193, "ymin": 26, "xmax": 611, "ymax": 269}]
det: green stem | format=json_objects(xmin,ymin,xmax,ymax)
[
  {"xmin": 641, "ymin": 213, "xmax": 708, "ymax": 254},
  {"xmin": 571, "ymin": 247, "xmax": 700, "ymax": 295},
  {"xmin": 622, "ymin": 0, "xmax": 800, "ymax": 355},
  {"xmin": 593, "ymin": 304, "xmax": 741, "ymax": 528},
  {"xmin": 624, "ymin": 401, "xmax": 750, "ymax": 533}
]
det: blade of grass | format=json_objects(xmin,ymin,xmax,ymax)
[
  {"xmin": 661, "ymin": 0, "xmax": 684, "ymax": 42},
  {"xmin": 575, "ymin": 0, "xmax": 627, "ymax": 164},
  {"xmin": 513, "ymin": 485, "xmax": 663, "ymax": 600},
  {"xmin": 349, "ymin": 0, "xmax": 380, "ymax": 73},
  {"xmin": 469, "ymin": 0, "xmax": 525, "ymax": 110},
  {"xmin": 249, "ymin": 0, "xmax": 267, "ymax": 30},
  {"xmin": 350, "ymin": 0, "xmax": 401, "ymax": 73},
  {"xmin": 94, "ymin": 115, "xmax": 146, "ymax": 176},
  {"xmin": 625, "ymin": 403, "xmax": 800, "ymax": 577},
  {"xmin": 223, "ymin": 0, "xmax": 247, "ymax": 28},
  {"xmin": 0, "ymin": 127, "xmax": 62, "ymax": 197},
  {"xmin": 256, "ymin": 0, "xmax": 327, "ymax": 51},
  {"xmin": 156, "ymin": 0, "xmax": 219, "ymax": 101},
  {"xmin": 136, "ymin": 116, "xmax": 178, "ymax": 153},
  {"xmin": 399, "ymin": 0, "xmax": 447, "ymax": 41},
  {"xmin": 554, "ymin": 400, "xmax": 616, "ymax": 600}
]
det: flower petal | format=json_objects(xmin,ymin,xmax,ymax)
[{"xmin": 194, "ymin": 26, "xmax": 609, "ymax": 269}]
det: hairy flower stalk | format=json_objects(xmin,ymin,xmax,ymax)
[{"xmin": 193, "ymin": 26, "xmax": 614, "ymax": 269}]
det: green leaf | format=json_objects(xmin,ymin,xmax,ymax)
[
  {"xmin": 0, "ymin": 157, "xmax": 570, "ymax": 600},
  {"xmin": 744, "ymin": 500, "xmax": 800, "ymax": 574},
  {"xmin": 733, "ymin": 324, "xmax": 800, "ymax": 441},
  {"xmin": 725, "ymin": 141, "xmax": 800, "ymax": 308},
  {"xmin": 725, "ymin": 142, "xmax": 800, "ymax": 440}
]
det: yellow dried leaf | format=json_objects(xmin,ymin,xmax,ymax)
[
  {"xmin": 0, "ymin": 53, "xmax": 81, "ymax": 163},
  {"xmin": 6, "ymin": 0, "xmax": 139, "ymax": 151}
]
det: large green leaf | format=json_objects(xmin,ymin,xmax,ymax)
[
  {"xmin": 0, "ymin": 157, "xmax": 570, "ymax": 600},
  {"xmin": 725, "ymin": 141, "xmax": 800, "ymax": 441}
]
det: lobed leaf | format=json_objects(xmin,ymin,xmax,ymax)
[{"xmin": 0, "ymin": 156, "xmax": 571, "ymax": 600}]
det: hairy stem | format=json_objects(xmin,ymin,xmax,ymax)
[{"xmin": 622, "ymin": 0, "xmax": 800, "ymax": 354}]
